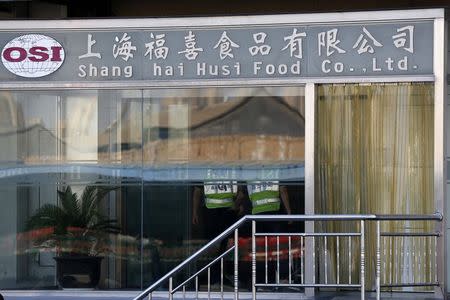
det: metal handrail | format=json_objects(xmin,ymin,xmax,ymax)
[
  {"xmin": 133, "ymin": 216, "xmax": 246, "ymax": 300},
  {"xmin": 374, "ymin": 212, "xmax": 443, "ymax": 300},
  {"xmin": 172, "ymin": 246, "xmax": 235, "ymax": 293},
  {"xmin": 247, "ymin": 214, "xmax": 377, "ymax": 221},
  {"xmin": 133, "ymin": 213, "xmax": 443, "ymax": 300},
  {"xmin": 375, "ymin": 213, "xmax": 442, "ymax": 221}
]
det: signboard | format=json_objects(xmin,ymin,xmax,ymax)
[
  {"xmin": 1, "ymin": 34, "xmax": 65, "ymax": 78},
  {"xmin": 0, "ymin": 21, "xmax": 433, "ymax": 82}
]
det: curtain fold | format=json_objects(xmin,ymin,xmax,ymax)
[{"xmin": 315, "ymin": 83, "xmax": 434, "ymax": 289}]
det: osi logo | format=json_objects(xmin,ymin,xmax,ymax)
[{"xmin": 1, "ymin": 34, "xmax": 65, "ymax": 78}]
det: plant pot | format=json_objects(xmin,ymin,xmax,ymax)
[{"xmin": 54, "ymin": 256, "xmax": 103, "ymax": 289}]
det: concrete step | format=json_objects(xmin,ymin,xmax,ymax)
[{"xmin": 0, "ymin": 291, "xmax": 443, "ymax": 300}]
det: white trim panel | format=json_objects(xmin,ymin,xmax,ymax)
[
  {"xmin": 0, "ymin": 9, "xmax": 443, "ymax": 31},
  {"xmin": 0, "ymin": 76, "xmax": 435, "ymax": 91}
]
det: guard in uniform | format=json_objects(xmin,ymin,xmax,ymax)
[
  {"xmin": 192, "ymin": 181, "xmax": 238, "ymax": 286},
  {"xmin": 192, "ymin": 181, "xmax": 238, "ymax": 242},
  {"xmin": 235, "ymin": 181, "xmax": 292, "ymax": 288},
  {"xmin": 247, "ymin": 181, "xmax": 292, "ymax": 232}
]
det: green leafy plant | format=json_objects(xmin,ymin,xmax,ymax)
[{"xmin": 26, "ymin": 185, "xmax": 120, "ymax": 256}]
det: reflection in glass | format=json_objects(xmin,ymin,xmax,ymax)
[
  {"xmin": 62, "ymin": 93, "xmax": 98, "ymax": 162},
  {"xmin": 143, "ymin": 87, "xmax": 305, "ymax": 167},
  {"xmin": 0, "ymin": 86, "xmax": 305, "ymax": 290},
  {"xmin": 142, "ymin": 87, "xmax": 305, "ymax": 288}
]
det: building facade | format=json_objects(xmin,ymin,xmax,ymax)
[{"xmin": 0, "ymin": 6, "xmax": 447, "ymax": 298}]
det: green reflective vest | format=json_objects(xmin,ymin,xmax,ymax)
[
  {"xmin": 204, "ymin": 182, "xmax": 236, "ymax": 209},
  {"xmin": 248, "ymin": 181, "xmax": 280, "ymax": 214}
]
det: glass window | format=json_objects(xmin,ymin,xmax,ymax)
[
  {"xmin": 0, "ymin": 90, "xmax": 142, "ymax": 289},
  {"xmin": 142, "ymin": 87, "xmax": 305, "ymax": 287},
  {"xmin": 0, "ymin": 86, "xmax": 305, "ymax": 290}
]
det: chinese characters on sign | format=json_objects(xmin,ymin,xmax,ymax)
[
  {"xmin": 283, "ymin": 29, "xmax": 307, "ymax": 59},
  {"xmin": 318, "ymin": 29, "xmax": 345, "ymax": 57},
  {"xmin": 112, "ymin": 33, "xmax": 136, "ymax": 61},
  {"xmin": 179, "ymin": 31, "xmax": 203, "ymax": 60},
  {"xmin": 0, "ymin": 21, "xmax": 433, "ymax": 81},
  {"xmin": 79, "ymin": 34, "xmax": 101, "ymax": 59},
  {"xmin": 214, "ymin": 31, "xmax": 239, "ymax": 60},
  {"xmin": 145, "ymin": 33, "xmax": 169, "ymax": 60},
  {"xmin": 392, "ymin": 26, "xmax": 414, "ymax": 53}
]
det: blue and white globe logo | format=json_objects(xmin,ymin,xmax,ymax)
[{"xmin": 1, "ymin": 34, "xmax": 65, "ymax": 78}]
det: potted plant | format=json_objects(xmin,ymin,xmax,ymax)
[{"xmin": 26, "ymin": 185, "xmax": 120, "ymax": 289}]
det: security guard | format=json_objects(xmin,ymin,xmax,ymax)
[
  {"xmin": 249, "ymin": 181, "xmax": 292, "ymax": 286},
  {"xmin": 192, "ymin": 181, "xmax": 238, "ymax": 240},
  {"xmin": 234, "ymin": 181, "xmax": 292, "ymax": 288},
  {"xmin": 204, "ymin": 182, "xmax": 236, "ymax": 209},
  {"xmin": 247, "ymin": 181, "xmax": 291, "ymax": 220},
  {"xmin": 192, "ymin": 181, "xmax": 238, "ymax": 286}
]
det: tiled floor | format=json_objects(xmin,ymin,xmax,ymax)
[{"xmin": 0, "ymin": 291, "xmax": 443, "ymax": 300}]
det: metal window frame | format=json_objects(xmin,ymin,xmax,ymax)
[{"xmin": 0, "ymin": 8, "xmax": 445, "ymax": 297}]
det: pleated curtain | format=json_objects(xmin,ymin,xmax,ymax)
[{"xmin": 315, "ymin": 83, "xmax": 434, "ymax": 289}]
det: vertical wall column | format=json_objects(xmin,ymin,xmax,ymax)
[
  {"xmin": 305, "ymin": 82, "xmax": 315, "ymax": 297},
  {"xmin": 434, "ymin": 17, "xmax": 447, "ymax": 297},
  {"xmin": 446, "ymin": 19, "xmax": 450, "ymax": 296}
]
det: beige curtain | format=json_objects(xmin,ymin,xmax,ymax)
[{"xmin": 315, "ymin": 83, "xmax": 434, "ymax": 289}]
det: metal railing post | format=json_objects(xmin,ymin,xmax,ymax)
[
  {"xmin": 234, "ymin": 228, "xmax": 239, "ymax": 300},
  {"xmin": 434, "ymin": 235, "xmax": 438, "ymax": 285},
  {"xmin": 195, "ymin": 276, "xmax": 198, "ymax": 300},
  {"xmin": 252, "ymin": 220, "xmax": 256, "ymax": 300},
  {"xmin": 360, "ymin": 220, "xmax": 365, "ymax": 300},
  {"xmin": 221, "ymin": 258, "xmax": 224, "ymax": 300},
  {"xmin": 376, "ymin": 220, "xmax": 381, "ymax": 300},
  {"xmin": 208, "ymin": 267, "xmax": 211, "ymax": 300},
  {"xmin": 133, "ymin": 214, "xmax": 443, "ymax": 300}
]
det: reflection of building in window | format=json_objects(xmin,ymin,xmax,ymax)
[
  {"xmin": 139, "ymin": 95, "xmax": 305, "ymax": 165},
  {"xmin": 0, "ymin": 93, "xmax": 23, "ymax": 131},
  {"xmin": 0, "ymin": 92, "xmax": 101, "ymax": 164},
  {"xmin": 168, "ymin": 104, "xmax": 189, "ymax": 162},
  {"xmin": 94, "ymin": 93, "xmax": 305, "ymax": 165},
  {"xmin": 0, "ymin": 91, "xmax": 305, "ymax": 166},
  {"xmin": 61, "ymin": 96, "xmax": 98, "ymax": 161},
  {"xmin": 0, "ymin": 92, "xmax": 24, "ymax": 162}
]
